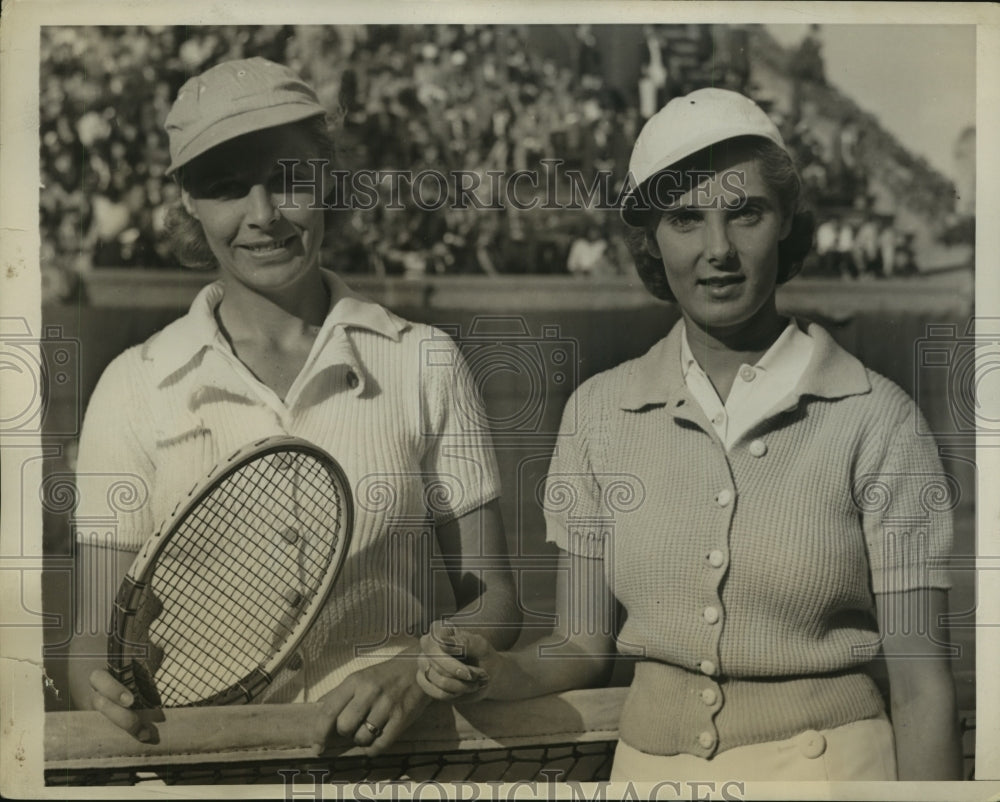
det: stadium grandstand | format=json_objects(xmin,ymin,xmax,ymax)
[{"xmin": 39, "ymin": 24, "xmax": 973, "ymax": 299}]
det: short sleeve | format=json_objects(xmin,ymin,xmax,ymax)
[
  {"xmin": 419, "ymin": 333, "xmax": 501, "ymax": 524},
  {"xmin": 543, "ymin": 385, "xmax": 613, "ymax": 560},
  {"xmin": 74, "ymin": 351, "xmax": 156, "ymax": 553},
  {"xmin": 857, "ymin": 401, "xmax": 954, "ymax": 594}
]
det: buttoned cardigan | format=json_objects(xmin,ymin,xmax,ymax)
[
  {"xmin": 544, "ymin": 319, "xmax": 952, "ymax": 757},
  {"xmin": 75, "ymin": 270, "xmax": 501, "ymax": 701}
]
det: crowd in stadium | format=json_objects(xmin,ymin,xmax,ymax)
[{"xmin": 39, "ymin": 25, "xmax": 950, "ymax": 299}]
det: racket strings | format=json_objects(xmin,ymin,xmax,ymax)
[
  {"xmin": 224, "ymin": 456, "xmax": 340, "ymax": 587},
  {"xmin": 242, "ymin": 455, "xmax": 344, "ymax": 566},
  {"xmin": 153, "ymin": 562, "xmax": 280, "ymax": 662},
  {"xmin": 151, "ymin": 531, "xmax": 307, "ymax": 672},
  {"xmin": 235, "ymin": 455, "xmax": 344, "ymax": 616},
  {"xmin": 128, "ymin": 449, "xmax": 345, "ymax": 706},
  {"xmin": 150, "ymin": 476, "xmax": 334, "ymax": 694},
  {"xmin": 177, "ymin": 489, "xmax": 308, "ymax": 609},
  {"xmin": 153, "ymin": 496, "xmax": 301, "ymax": 653},
  {"xmin": 148, "ymin": 519, "xmax": 294, "ymax": 699}
]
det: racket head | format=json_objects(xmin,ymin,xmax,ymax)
[{"xmin": 108, "ymin": 435, "xmax": 353, "ymax": 708}]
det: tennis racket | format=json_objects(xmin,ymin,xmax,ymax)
[{"xmin": 107, "ymin": 435, "xmax": 353, "ymax": 709}]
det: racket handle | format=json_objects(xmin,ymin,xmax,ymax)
[
  {"xmin": 107, "ymin": 660, "xmax": 162, "ymax": 709},
  {"xmin": 108, "ymin": 576, "xmax": 165, "ymax": 709}
]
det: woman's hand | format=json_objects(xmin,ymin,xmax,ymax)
[
  {"xmin": 87, "ymin": 668, "xmax": 156, "ymax": 742},
  {"xmin": 416, "ymin": 622, "xmax": 497, "ymax": 703},
  {"xmin": 317, "ymin": 654, "xmax": 430, "ymax": 755}
]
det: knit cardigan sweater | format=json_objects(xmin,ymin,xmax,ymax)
[{"xmin": 544, "ymin": 320, "xmax": 952, "ymax": 758}]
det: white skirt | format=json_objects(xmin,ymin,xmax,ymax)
[{"xmin": 610, "ymin": 714, "xmax": 897, "ymax": 782}]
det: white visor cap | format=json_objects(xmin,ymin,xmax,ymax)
[{"xmin": 621, "ymin": 88, "xmax": 787, "ymax": 225}]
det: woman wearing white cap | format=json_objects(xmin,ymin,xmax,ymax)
[
  {"xmin": 419, "ymin": 88, "xmax": 961, "ymax": 780},
  {"xmin": 68, "ymin": 58, "xmax": 519, "ymax": 753}
]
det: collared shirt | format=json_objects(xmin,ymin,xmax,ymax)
[
  {"xmin": 141, "ymin": 270, "xmax": 407, "ymax": 414},
  {"xmin": 545, "ymin": 318, "xmax": 951, "ymax": 758},
  {"xmin": 75, "ymin": 270, "xmax": 501, "ymax": 701},
  {"xmin": 680, "ymin": 318, "xmax": 815, "ymax": 450}
]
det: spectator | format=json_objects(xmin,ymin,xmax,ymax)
[
  {"xmin": 879, "ymin": 223, "xmax": 898, "ymax": 277},
  {"xmin": 835, "ymin": 219, "xmax": 858, "ymax": 279},
  {"xmin": 39, "ymin": 24, "xmax": 957, "ymax": 282},
  {"xmin": 853, "ymin": 218, "xmax": 881, "ymax": 278},
  {"xmin": 789, "ymin": 24, "xmax": 826, "ymax": 84},
  {"xmin": 814, "ymin": 217, "xmax": 839, "ymax": 276},
  {"xmin": 566, "ymin": 223, "xmax": 615, "ymax": 278},
  {"xmin": 894, "ymin": 232, "xmax": 919, "ymax": 275}
]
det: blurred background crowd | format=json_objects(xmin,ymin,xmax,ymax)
[{"xmin": 39, "ymin": 24, "xmax": 975, "ymax": 301}]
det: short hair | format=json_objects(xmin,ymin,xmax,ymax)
[
  {"xmin": 164, "ymin": 115, "xmax": 339, "ymax": 269},
  {"xmin": 625, "ymin": 136, "xmax": 815, "ymax": 303}
]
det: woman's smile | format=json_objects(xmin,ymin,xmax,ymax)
[
  {"xmin": 180, "ymin": 124, "xmax": 327, "ymax": 296},
  {"xmin": 237, "ymin": 234, "xmax": 299, "ymax": 261}
]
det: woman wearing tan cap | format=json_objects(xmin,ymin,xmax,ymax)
[
  {"xmin": 69, "ymin": 58, "xmax": 519, "ymax": 753},
  {"xmin": 419, "ymin": 89, "xmax": 961, "ymax": 780}
]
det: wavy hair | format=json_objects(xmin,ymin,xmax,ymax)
[{"xmin": 625, "ymin": 136, "xmax": 815, "ymax": 303}]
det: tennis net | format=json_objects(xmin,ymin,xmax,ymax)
[{"xmin": 44, "ymin": 687, "xmax": 625, "ymax": 786}]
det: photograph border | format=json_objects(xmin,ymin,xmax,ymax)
[{"xmin": 2, "ymin": 1, "xmax": 998, "ymax": 799}]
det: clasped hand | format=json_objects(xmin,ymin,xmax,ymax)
[{"xmin": 416, "ymin": 621, "xmax": 497, "ymax": 702}]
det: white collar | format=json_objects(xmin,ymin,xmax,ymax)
[
  {"xmin": 142, "ymin": 269, "xmax": 410, "ymax": 385},
  {"xmin": 680, "ymin": 317, "xmax": 810, "ymax": 380}
]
